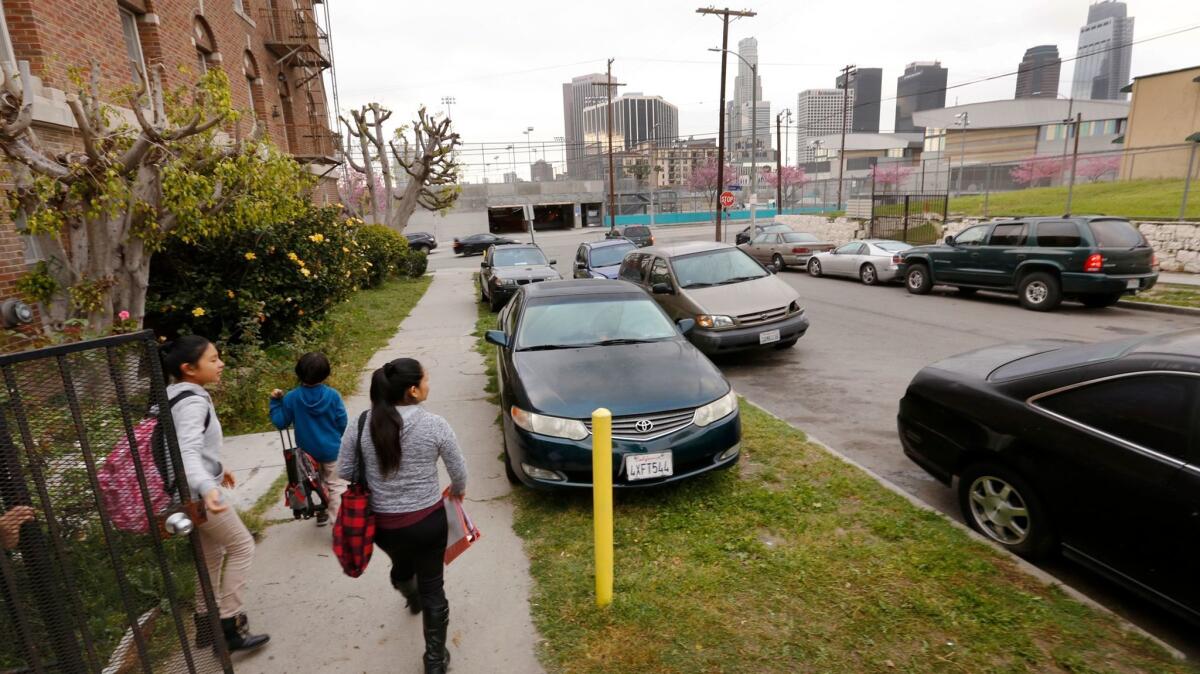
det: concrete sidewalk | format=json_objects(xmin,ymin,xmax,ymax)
[
  {"xmin": 1159, "ymin": 271, "xmax": 1200, "ymax": 286},
  {"xmin": 228, "ymin": 270, "xmax": 543, "ymax": 674}
]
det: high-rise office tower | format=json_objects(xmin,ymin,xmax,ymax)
[
  {"xmin": 836, "ymin": 67, "xmax": 882, "ymax": 133},
  {"xmin": 725, "ymin": 37, "xmax": 772, "ymax": 163},
  {"xmin": 894, "ymin": 61, "xmax": 948, "ymax": 133},
  {"xmin": 562, "ymin": 73, "xmax": 614, "ymax": 179},
  {"xmin": 1014, "ymin": 45, "xmax": 1062, "ymax": 98},
  {"xmin": 797, "ymin": 88, "xmax": 854, "ymax": 164},
  {"xmin": 1071, "ymin": 1, "xmax": 1134, "ymax": 100}
]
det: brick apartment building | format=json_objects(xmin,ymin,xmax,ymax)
[{"xmin": 0, "ymin": 0, "xmax": 341, "ymax": 309}]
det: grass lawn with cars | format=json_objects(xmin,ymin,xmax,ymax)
[
  {"xmin": 473, "ymin": 295, "xmax": 1192, "ymax": 673},
  {"xmin": 1128, "ymin": 282, "xmax": 1200, "ymax": 310},
  {"xmin": 949, "ymin": 179, "xmax": 1199, "ymax": 221}
]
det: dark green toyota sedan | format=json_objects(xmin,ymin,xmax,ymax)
[{"xmin": 899, "ymin": 216, "xmax": 1158, "ymax": 311}]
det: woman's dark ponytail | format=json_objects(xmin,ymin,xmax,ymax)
[
  {"xmin": 369, "ymin": 358, "xmax": 424, "ymax": 476},
  {"xmin": 160, "ymin": 335, "xmax": 212, "ymax": 382}
]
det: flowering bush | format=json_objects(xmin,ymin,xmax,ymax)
[
  {"xmin": 147, "ymin": 207, "xmax": 371, "ymax": 343},
  {"xmin": 355, "ymin": 224, "xmax": 411, "ymax": 288}
]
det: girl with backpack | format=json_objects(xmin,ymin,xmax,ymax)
[
  {"xmin": 162, "ymin": 336, "xmax": 270, "ymax": 653},
  {"xmin": 338, "ymin": 358, "xmax": 467, "ymax": 674}
]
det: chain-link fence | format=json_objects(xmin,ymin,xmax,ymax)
[{"xmin": 0, "ymin": 332, "xmax": 230, "ymax": 674}]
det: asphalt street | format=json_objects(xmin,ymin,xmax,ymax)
[{"xmin": 426, "ymin": 223, "xmax": 1200, "ymax": 657}]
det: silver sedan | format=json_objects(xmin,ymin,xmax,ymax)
[
  {"xmin": 806, "ymin": 239, "xmax": 912, "ymax": 285},
  {"xmin": 738, "ymin": 232, "xmax": 835, "ymax": 270}
]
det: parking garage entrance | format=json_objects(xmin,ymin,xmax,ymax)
[{"xmin": 488, "ymin": 203, "xmax": 575, "ymax": 234}]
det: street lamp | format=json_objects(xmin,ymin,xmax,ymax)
[
  {"xmin": 710, "ymin": 47, "xmax": 761, "ymax": 228},
  {"xmin": 506, "ymin": 144, "xmax": 515, "ymax": 182},
  {"xmin": 440, "ymin": 95, "xmax": 455, "ymax": 119},
  {"xmin": 523, "ymin": 126, "xmax": 535, "ymax": 179},
  {"xmin": 954, "ymin": 111, "xmax": 969, "ymax": 195}
]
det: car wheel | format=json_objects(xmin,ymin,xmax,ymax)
[
  {"xmin": 807, "ymin": 258, "xmax": 823, "ymax": 277},
  {"xmin": 489, "ymin": 292, "xmax": 505, "ymax": 313},
  {"xmin": 905, "ymin": 264, "xmax": 932, "ymax": 295},
  {"xmin": 1080, "ymin": 292, "xmax": 1122, "ymax": 308},
  {"xmin": 1018, "ymin": 272, "xmax": 1062, "ymax": 312},
  {"xmin": 956, "ymin": 287, "xmax": 978, "ymax": 296},
  {"xmin": 772, "ymin": 253, "xmax": 786, "ymax": 271},
  {"xmin": 859, "ymin": 263, "xmax": 878, "ymax": 286},
  {"xmin": 502, "ymin": 430, "xmax": 520, "ymax": 485},
  {"xmin": 958, "ymin": 463, "xmax": 1055, "ymax": 559}
]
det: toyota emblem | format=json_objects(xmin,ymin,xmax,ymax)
[
  {"xmin": 634, "ymin": 419, "xmax": 655, "ymax": 434},
  {"xmin": 759, "ymin": 313, "xmax": 769, "ymax": 321}
]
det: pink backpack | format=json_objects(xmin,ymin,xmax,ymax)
[{"xmin": 99, "ymin": 391, "xmax": 209, "ymax": 534}]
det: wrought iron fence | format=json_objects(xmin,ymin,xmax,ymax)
[
  {"xmin": 0, "ymin": 331, "xmax": 230, "ymax": 674},
  {"xmin": 869, "ymin": 194, "xmax": 949, "ymax": 244}
]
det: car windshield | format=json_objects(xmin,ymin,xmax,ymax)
[
  {"xmin": 493, "ymin": 248, "xmax": 547, "ymax": 267},
  {"xmin": 1088, "ymin": 219, "xmax": 1146, "ymax": 248},
  {"xmin": 673, "ymin": 248, "xmax": 768, "ymax": 288},
  {"xmin": 590, "ymin": 243, "xmax": 636, "ymax": 268},
  {"xmin": 763, "ymin": 224, "xmax": 791, "ymax": 233},
  {"xmin": 516, "ymin": 298, "xmax": 677, "ymax": 349},
  {"xmin": 624, "ymin": 226, "xmax": 649, "ymax": 236},
  {"xmin": 781, "ymin": 233, "xmax": 819, "ymax": 243},
  {"xmin": 873, "ymin": 241, "xmax": 912, "ymax": 252}
]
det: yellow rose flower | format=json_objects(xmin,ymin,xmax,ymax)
[
  {"xmin": 192, "ymin": 307, "xmax": 206, "ymax": 317},
  {"xmin": 301, "ymin": 268, "xmax": 312, "ymax": 277},
  {"xmin": 287, "ymin": 252, "xmax": 299, "ymax": 261},
  {"xmin": 244, "ymin": 252, "xmax": 257, "ymax": 261},
  {"xmin": 226, "ymin": 290, "xmax": 235, "ymax": 299},
  {"xmin": 309, "ymin": 233, "xmax": 325, "ymax": 243}
]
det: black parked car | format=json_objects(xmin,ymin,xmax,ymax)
[
  {"xmin": 405, "ymin": 231, "xmax": 437, "ymax": 253},
  {"xmin": 485, "ymin": 280, "xmax": 741, "ymax": 489},
  {"xmin": 898, "ymin": 331, "xmax": 1200, "ymax": 624},
  {"xmin": 605, "ymin": 225, "xmax": 654, "ymax": 247},
  {"xmin": 479, "ymin": 244, "xmax": 561, "ymax": 312},
  {"xmin": 899, "ymin": 216, "xmax": 1158, "ymax": 311},
  {"xmin": 453, "ymin": 233, "xmax": 517, "ymax": 256}
]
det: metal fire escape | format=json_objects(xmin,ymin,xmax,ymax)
[{"xmin": 260, "ymin": 0, "xmax": 341, "ymax": 169}]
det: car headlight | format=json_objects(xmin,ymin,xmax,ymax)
[
  {"xmin": 510, "ymin": 406, "xmax": 589, "ymax": 440},
  {"xmin": 499, "ymin": 278, "xmax": 518, "ymax": 286},
  {"xmin": 788, "ymin": 300, "xmax": 804, "ymax": 314},
  {"xmin": 693, "ymin": 389, "xmax": 738, "ymax": 427},
  {"xmin": 696, "ymin": 314, "xmax": 735, "ymax": 329}
]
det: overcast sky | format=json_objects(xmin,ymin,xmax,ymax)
[{"xmin": 328, "ymin": 0, "xmax": 1199, "ymax": 182}]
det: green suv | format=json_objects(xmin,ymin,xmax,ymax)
[{"xmin": 898, "ymin": 216, "xmax": 1158, "ymax": 311}]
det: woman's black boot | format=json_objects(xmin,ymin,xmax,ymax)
[
  {"xmin": 421, "ymin": 601, "xmax": 451, "ymax": 673},
  {"xmin": 220, "ymin": 613, "xmax": 270, "ymax": 652}
]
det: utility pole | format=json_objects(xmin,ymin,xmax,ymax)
[
  {"xmin": 836, "ymin": 64, "xmax": 856, "ymax": 210},
  {"xmin": 955, "ymin": 111, "xmax": 969, "ymax": 195},
  {"xmin": 698, "ymin": 6, "xmax": 756, "ymax": 241},
  {"xmin": 600, "ymin": 59, "xmax": 626, "ymax": 232},
  {"xmin": 775, "ymin": 110, "xmax": 783, "ymax": 213},
  {"xmin": 1065, "ymin": 112, "xmax": 1083, "ymax": 215}
]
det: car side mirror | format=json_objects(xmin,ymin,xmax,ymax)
[
  {"xmin": 549, "ymin": 259, "xmax": 557, "ymax": 266},
  {"xmin": 652, "ymin": 282, "xmax": 674, "ymax": 295},
  {"xmin": 481, "ymin": 261, "xmax": 491, "ymax": 269},
  {"xmin": 944, "ymin": 235, "xmax": 956, "ymax": 246},
  {"xmin": 484, "ymin": 330, "xmax": 509, "ymax": 348},
  {"xmin": 677, "ymin": 318, "xmax": 696, "ymax": 335}
]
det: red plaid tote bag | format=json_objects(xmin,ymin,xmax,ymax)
[{"xmin": 333, "ymin": 411, "xmax": 375, "ymax": 577}]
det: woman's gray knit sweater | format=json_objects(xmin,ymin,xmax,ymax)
[{"xmin": 336, "ymin": 405, "xmax": 467, "ymax": 514}]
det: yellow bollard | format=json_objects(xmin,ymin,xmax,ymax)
[{"xmin": 592, "ymin": 407, "xmax": 614, "ymax": 607}]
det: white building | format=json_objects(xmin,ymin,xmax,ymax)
[
  {"xmin": 725, "ymin": 37, "xmax": 772, "ymax": 165},
  {"xmin": 797, "ymin": 88, "xmax": 854, "ymax": 164},
  {"xmin": 1071, "ymin": 1, "xmax": 1134, "ymax": 101}
]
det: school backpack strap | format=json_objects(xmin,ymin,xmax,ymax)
[{"xmin": 168, "ymin": 390, "xmax": 211, "ymax": 432}]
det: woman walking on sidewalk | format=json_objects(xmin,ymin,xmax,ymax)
[
  {"xmin": 163, "ymin": 336, "xmax": 270, "ymax": 653},
  {"xmin": 338, "ymin": 358, "xmax": 467, "ymax": 674}
]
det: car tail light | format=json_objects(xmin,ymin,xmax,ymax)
[
  {"xmin": 791, "ymin": 247, "xmax": 810, "ymax": 254},
  {"xmin": 1084, "ymin": 253, "xmax": 1103, "ymax": 273},
  {"xmin": 891, "ymin": 254, "xmax": 903, "ymax": 264},
  {"xmin": 649, "ymin": 236, "xmax": 655, "ymax": 244},
  {"xmin": 1151, "ymin": 253, "xmax": 1159, "ymax": 269}
]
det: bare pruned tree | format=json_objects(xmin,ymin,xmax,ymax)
[{"xmin": 341, "ymin": 103, "xmax": 461, "ymax": 232}]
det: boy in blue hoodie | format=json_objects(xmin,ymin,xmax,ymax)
[{"xmin": 270, "ymin": 352, "xmax": 348, "ymax": 526}]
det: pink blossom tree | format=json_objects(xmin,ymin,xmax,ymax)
[
  {"xmin": 1075, "ymin": 155, "xmax": 1121, "ymax": 183},
  {"xmin": 763, "ymin": 166, "xmax": 808, "ymax": 207},
  {"xmin": 1010, "ymin": 156, "xmax": 1065, "ymax": 187},
  {"xmin": 869, "ymin": 163, "xmax": 915, "ymax": 191},
  {"xmin": 338, "ymin": 170, "xmax": 387, "ymax": 219},
  {"xmin": 688, "ymin": 158, "xmax": 739, "ymax": 210}
]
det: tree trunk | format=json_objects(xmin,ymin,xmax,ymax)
[
  {"xmin": 370, "ymin": 104, "xmax": 394, "ymax": 224},
  {"xmin": 389, "ymin": 178, "xmax": 421, "ymax": 233}
]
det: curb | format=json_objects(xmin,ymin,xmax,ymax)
[
  {"xmin": 742, "ymin": 398, "xmax": 1188, "ymax": 662},
  {"xmin": 1117, "ymin": 300, "xmax": 1200, "ymax": 317}
]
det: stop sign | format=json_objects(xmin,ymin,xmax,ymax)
[{"xmin": 719, "ymin": 191, "xmax": 735, "ymax": 208}]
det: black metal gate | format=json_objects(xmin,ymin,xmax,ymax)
[
  {"xmin": 0, "ymin": 331, "xmax": 232, "ymax": 674},
  {"xmin": 869, "ymin": 193, "xmax": 949, "ymax": 244}
]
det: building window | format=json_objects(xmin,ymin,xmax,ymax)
[
  {"xmin": 234, "ymin": 0, "xmax": 245, "ymax": 13},
  {"xmin": 193, "ymin": 16, "xmax": 217, "ymax": 74},
  {"xmin": 120, "ymin": 8, "xmax": 147, "ymax": 81},
  {"xmin": 0, "ymin": 0, "xmax": 16, "ymax": 68}
]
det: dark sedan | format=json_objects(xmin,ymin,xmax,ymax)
[
  {"xmin": 480, "ymin": 244, "xmax": 561, "ymax": 312},
  {"xmin": 605, "ymin": 225, "xmax": 654, "ymax": 247},
  {"xmin": 572, "ymin": 239, "xmax": 637, "ymax": 279},
  {"xmin": 485, "ymin": 280, "xmax": 741, "ymax": 489},
  {"xmin": 405, "ymin": 231, "xmax": 437, "ymax": 253},
  {"xmin": 453, "ymin": 233, "xmax": 517, "ymax": 256},
  {"xmin": 898, "ymin": 330, "xmax": 1200, "ymax": 624}
]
